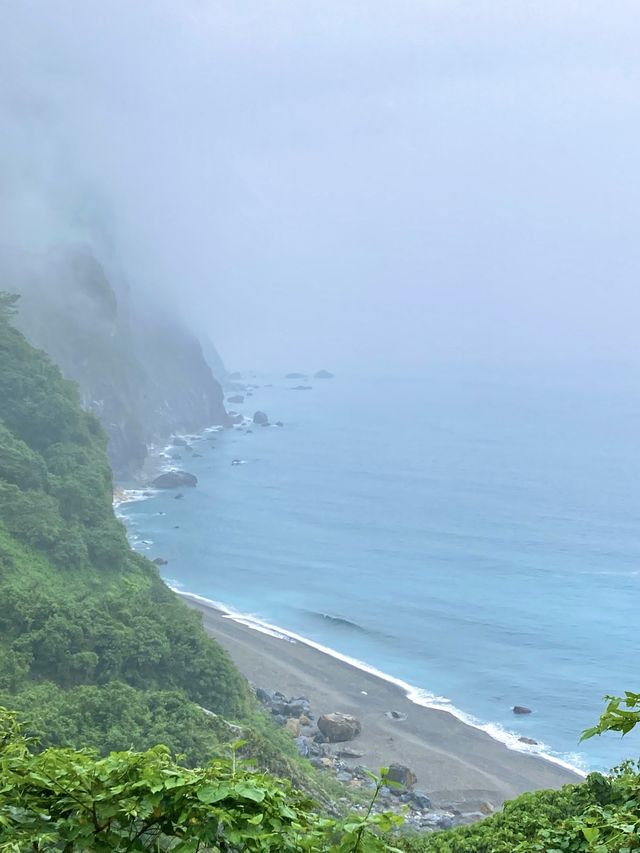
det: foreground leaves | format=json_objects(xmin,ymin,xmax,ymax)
[{"xmin": 0, "ymin": 708, "xmax": 398, "ymax": 852}]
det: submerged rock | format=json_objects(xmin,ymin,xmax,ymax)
[
  {"xmin": 153, "ymin": 471, "xmax": 198, "ymax": 489},
  {"xmin": 253, "ymin": 410, "xmax": 269, "ymax": 425},
  {"xmin": 318, "ymin": 713, "xmax": 361, "ymax": 743}
]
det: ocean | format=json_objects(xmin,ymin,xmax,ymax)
[{"xmin": 119, "ymin": 367, "xmax": 640, "ymax": 773}]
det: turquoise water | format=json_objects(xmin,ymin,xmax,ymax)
[{"xmin": 120, "ymin": 368, "xmax": 640, "ymax": 772}]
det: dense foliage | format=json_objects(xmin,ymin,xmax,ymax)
[
  {"xmin": 0, "ymin": 298, "xmax": 249, "ymax": 761},
  {"xmin": 0, "ymin": 709, "xmax": 400, "ymax": 852}
]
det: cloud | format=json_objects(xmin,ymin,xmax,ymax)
[{"xmin": 1, "ymin": 0, "xmax": 639, "ymax": 369}]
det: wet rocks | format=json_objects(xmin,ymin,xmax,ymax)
[
  {"xmin": 513, "ymin": 705, "xmax": 532, "ymax": 715},
  {"xmin": 518, "ymin": 736, "xmax": 538, "ymax": 745},
  {"xmin": 253, "ymin": 411, "xmax": 269, "ymax": 425},
  {"xmin": 153, "ymin": 471, "xmax": 198, "ymax": 488},
  {"xmin": 318, "ymin": 713, "xmax": 362, "ymax": 743}
]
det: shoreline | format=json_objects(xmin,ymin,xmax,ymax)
[{"xmin": 179, "ymin": 589, "xmax": 582, "ymax": 810}]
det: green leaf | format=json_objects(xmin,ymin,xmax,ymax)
[
  {"xmin": 196, "ymin": 784, "xmax": 230, "ymax": 804},
  {"xmin": 582, "ymin": 826, "xmax": 600, "ymax": 843}
]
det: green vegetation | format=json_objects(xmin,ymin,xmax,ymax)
[
  {"xmin": 0, "ymin": 295, "xmax": 246, "ymax": 759},
  {"xmin": 0, "ymin": 708, "xmax": 400, "ymax": 852}
]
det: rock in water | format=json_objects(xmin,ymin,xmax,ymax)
[
  {"xmin": 253, "ymin": 410, "xmax": 269, "ymax": 425},
  {"xmin": 518, "ymin": 736, "xmax": 538, "ymax": 744},
  {"xmin": 385, "ymin": 764, "xmax": 417, "ymax": 790},
  {"xmin": 513, "ymin": 705, "xmax": 532, "ymax": 715},
  {"xmin": 171, "ymin": 436, "xmax": 187, "ymax": 446},
  {"xmin": 285, "ymin": 372, "xmax": 307, "ymax": 379},
  {"xmin": 317, "ymin": 712, "xmax": 361, "ymax": 742},
  {"xmin": 227, "ymin": 394, "xmax": 245, "ymax": 403},
  {"xmin": 314, "ymin": 369, "xmax": 334, "ymax": 378},
  {"xmin": 152, "ymin": 471, "xmax": 198, "ymax": 489}
]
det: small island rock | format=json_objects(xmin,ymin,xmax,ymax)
[
  {"xmin": 253, "ymin": 411, "xmax": 269, "ymax": 425},
  {"xmin": 153, "ymin": 471, "xmax": 198, "ymax": 489},
  {"xmin": 513, "ymin": 705, "xmax": 532, "ymax": 715},
  {"xmin": 314, "ymin": 369, "xmax": 334, "ymax": 379}
]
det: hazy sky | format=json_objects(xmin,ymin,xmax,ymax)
[{"xmin": 1, "ymin": 1, "xmax": 639, "ymax": 370}]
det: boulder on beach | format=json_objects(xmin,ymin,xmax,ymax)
[
  {"xmin": 385, "ymin": 763, "xmax": 417, "ymax": 790},
  {"xmin": 317, "ymin": 712, "xmax": 361, "ymax": 742},
  {"xmin": 228, "ymin": 394, "xmax": 244, "ymax": 404},
  {"xmin": 513, "ymin": 705, "xmax": 532, "ymax": 715},
  {"xmin": 314, "ymin": 369, "xmax": 334, "ymax": 379},
  {"xmin": 153, "ymin": 471, "xmax": 198, "ymax": 489},
  {"xmin": 253, "ymin": 410, "xmax": 269, "ymax": 425}
]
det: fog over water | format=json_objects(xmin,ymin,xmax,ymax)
[{"xmin": 1, "ymin": 1, "xmax": 639, "ymax": 371}]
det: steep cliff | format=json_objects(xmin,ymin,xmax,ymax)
[
  {"xmin": 0, "ymin": 295, "xmax": 249, "ymax": 758},
  {"xmin": 14, "ymin": 247, "xmax": 230, "ymax": 477}
]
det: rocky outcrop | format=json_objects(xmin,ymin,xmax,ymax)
[
  {"xmin": 314, "ymin": 369, "xmax": 334, "ymax": 379},
  {"xmin": 152, "ymin": 471, "xmax": 198, "ymax": 489},
  {"xmin": 317, "ymin": 713, "xmax": 362, "ymax": 742},
  {"xmin": 385, "ymin": 763, "xmax": 417, "ymax": 789},
  {"xmin": 14, "ymin": 246, "xmax": 231, "ymax": 478}
]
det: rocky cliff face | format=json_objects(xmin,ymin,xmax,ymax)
[{"xmin": 14, "ymin": 247, "xmax": 230, "ymax": 478}]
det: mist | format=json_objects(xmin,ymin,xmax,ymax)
[{"xmin": 1, "ymin": 0, "xmax": 639, "ymax": 372}]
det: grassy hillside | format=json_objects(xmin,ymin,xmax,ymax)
[{"xmin": 0, "ymin": 292, "xmax": 249, "ymax": 761}]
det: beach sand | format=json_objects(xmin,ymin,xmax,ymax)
[{"xmin": 183, "ymin": 594, "xmax": 581, "ymax": 810}]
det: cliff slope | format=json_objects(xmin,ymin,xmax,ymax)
[{"xmin": 14, "ymin": 248, "xmax": 230, "ymax": 477}]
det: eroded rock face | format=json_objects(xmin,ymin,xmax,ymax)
[
  {"xmin": 317, "ymin": 713, "xmax": 362, "ymax": 742},
  {"xmin": 152, "ymin": 470, "xmax": 198, "ymax": 488},
  {"xmin": 385, "ymin": 763, "xmax": 417, "ymax": 790}
]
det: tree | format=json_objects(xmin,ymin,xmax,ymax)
[{"xmin": 0, "ymin": 292, "xmax": 19, "ymax": 318}]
